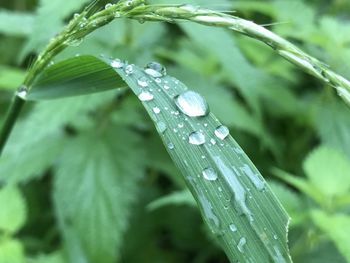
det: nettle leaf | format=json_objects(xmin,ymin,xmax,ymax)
[
  {"xmin": 303, "ymin": 146, "xmax": 350, "ymax": 197},
  {"xmin": 27, "ymin": 55, "xmax": 125, "ymax": 100},
  {"xmin": 106, "ymin": 59, "xmax": 291, "ymax": 262},
  {"xmin": 54, "ymin": 127, "xmax": 145, "ymax": 263},
  {"xmin": 0, "ymin": 92, "xmax": 116, "ymax": 183},
  {"xmin": 311, "ymin": 210, "xmax": 350, "ymax": 262},
  {"xmin": 0, "ymin": 186, "xmax": 26, "ymax": 234},
  {"xmin": 147, "ymin": 189, "xmax": 196, "ymax": 211}
]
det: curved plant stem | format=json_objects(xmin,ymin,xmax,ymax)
[
  {"xmin": 126, "ymin": 4, "xmax": 350, "ymax": 105},
  {"xmin": 1, "ymin": 1, "xmax": 350, "ymax": 155},
  {"xmin": 0, "ymin": 96, "xmax": 25, "ymax": 155}
]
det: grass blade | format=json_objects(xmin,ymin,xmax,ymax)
[
  {"xmin": 104, "ymin": 58, "xmax": 291, "ymax": 262},
  {"xmin": 26, "ymin": 55, "xmax": 126, "ymax": 100}
]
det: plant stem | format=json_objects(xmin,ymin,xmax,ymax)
[
  {"xmin": 127, "ymin": 4, "xmax": 350, "ymax": 105},
  {"xmin": 0, "ymin": 96, "xmax": 25, "ymax": 155}
]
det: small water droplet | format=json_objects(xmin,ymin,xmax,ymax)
[
  {"xmin": 144, "ymin": 62, "xmax": 166, "ymax": 78},
  {"xmin": 105, "ymin": 3, "xmax": 113, "ymax": 9},
  {"xmin": 164, "ymin": 85, "xmax": 170, "ymax": 90},
  {"xmin": 137, "ymin": 76, "xmax": 148, "ymax": 87},
  {"xmin": 168, "ymin": 142, "xmax": 175, "ymax": 150},
  {"xmin": 178, "ymin": 123, "xmax": 184, "ymax": 128},
  {"xmin": 229, "ymin": 224, "xmax": 237, "ymax": 232},
  {"xmin": 210, "ymin": 138, "xmax": 216, "ymax": 145},
  {"xmin": 189, "ymin": 131, "xmax": 206, "ymax": 145},
  {"xmin": 110, "ymin": 59, "xmax": 124, "ymax": 69},
  {"xmin": 125, "ymin": 64, "xmax": 134, "ymax": 75},
  {"xmin": 214, "ymin": 125, "xmax": 230, "ymax": 140},
  {"xmin": 66, "ymin": 38, "xmax": 83, "ymax": 47},
  {"xmin": 153, "ymin": 107, "xmax": 161, "ymax": 114},
  {"xmin": 202, "ymin": 168, "xmax": 218, "ymax": 181},
  {"xmin": 156, "ymin": 121, "xmax": 167, "ymax": 133},
  {"xmin": 273, "ymin": 234, "xmax": 278, "ymax": 240},
  {"xmin": 237, "ymin": 237, "xmax": 247, "ymax": 253},
  {"xmin": 16, "ymin": 85, "xmax": 28, "ymax": 99},
  {"xmin": 155, "ymin": 78, "xmax": 162, "ymax": 84},
  {"xmin": 74, "ymin": 13, "xmax": 80, "ymax": 19},
  {"xmin": 138, "ymin": 91, "xmax": 154, "ymax": 101},
  {"xmin": 114, "ymin": 11, "xmax": 121, "ymax": 18},
  {"xmin": 175, "ymin": 90, "xmax": 209, "ymax": 117}
]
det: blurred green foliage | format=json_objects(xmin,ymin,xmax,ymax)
[{"xmin": 0, "ymin": 0, "xmax": 350, "ymax": 262}]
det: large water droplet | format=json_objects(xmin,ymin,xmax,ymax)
[
  {"xmin": 144, "ymin": 62, "xmax": 166, "ymax": 78},
  {"xmin": 175, "ymin": 90, "xmax": 209, "ymax": 117},
  {"xmin": 237, "ymin": 237, "xmax": 247, "ymax": 253},
  {"xmin": 138, "ymin": 91, "xmax": 154, "ymax": 101},
  {"xmin": 110, "ymin": 59, "xmax": 124, "ymax": 69},
  {"xmin": 189, "ymin": 131, "xmax": 206, "ymax": 145},
  {"xmin": 202, "ymin": 168, "xmax": 218, "ymax": 181},
  {"xmin": 229, "ymin": 224, "xmax": 237, "ymax": 232},
  {"xmin": 137, "ymin": 76, "xmax": 149, "ymax": 87},
  {"xmin": 214, "ymin": 125, "xmax": 230, "ymax": 140}
]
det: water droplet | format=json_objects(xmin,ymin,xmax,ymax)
[
  {"xmin": 189, "ymin": 131, "xmax": 206, "ymax": 145},
  {"xmin": 210, "ymin": 138, "xmax": 216, "ymax": 145},
  {"xmin": 105, "ymin": 3, "xmax": 113, "ymax": 9},
  {"xmin": 138, "ymin": 91, "xmax": 154, "ymax": 101},
  {"xmin": 137, "ymin": 76, "xmax": 148, "ymax": 87},
  {"xmin": 155, "ymin": 78, "xmax": 162, "ymax": 84},
  {"xmin": 164, "ymin": 85, "xmax": 170, "ymax": 90},
  {"xmin": 237, "ymin": 237, "xmax": 247, "ymax": 253},
  {"xmin": 229, "ymin": 224, "xmax": 237, "ymax": 232},
  {"xmin": 156, "ymin": 121, "xmax": 167, "ymax": 133},
  {"xmin": 214, "ymin": 125, "xmax": 230, "ymax": 140},
  {"xmin": 144, "ymin": 62, "xmax": 166, "ymax": 78},
  {"xmin": 175, "ymin": 90, "xmax": 209, "ymax": 117},
  {"xmin": 153, "ymin": 107, "xmax": 161, "ymax": 114},
  {"xmin": 168, "ymin": 142, "xmax": 175, "ymax": 150},
  {"xmin": 110, "ymin": 59, "xmax": 124, "ymax": 69},
  {"xmin": 202, "ymin": 168, "xmax": 218, "ymax": 181},
  {"xmin": 273, "ymin": 234, "xmax": 278, "ymax": 240},
  {"xmin": 125, "ymin": 64, "xmax": 134, "ymax": 75},
  {"xmin": 178, "ymin": 123, "xmax": 184, "ymax": 128},
  {"xmin": 74, "ymin": 13, "xmax": 80, "ymax": 19},
  {"xmin": 336, "ymin": 86, "xmax": 350, "ymax": 105},
  {"xmin": 16, "ymin": 85, "xmax": 28, "ymax": 99},
  {"xmin": 66, "ymin": 38, "xmax": 83, "ymax": 47}
]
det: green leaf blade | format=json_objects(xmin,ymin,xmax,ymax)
[
  {"xmin": 106, "ymin": 58, "xmax": 291, "ymax": 262},
  {"xmin": 27, "ymin": 55, "xmax": 126, "ymax": 100}
]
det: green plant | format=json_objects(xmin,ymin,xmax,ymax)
[{"xmin": 0, "ymin": 0, "xmax": 350, "ymax": 262}]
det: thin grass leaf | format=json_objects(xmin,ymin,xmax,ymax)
[
  {"xmin": 17, "ymin": 54, "xmax": 291, "ymax": 262},
  {"xmin": 105, "ymin": 58, "xmax": 291, "ymax": 262},
  {"xmin": 26, "ymin": 55, "xmax": 125, "ymax": 100}
]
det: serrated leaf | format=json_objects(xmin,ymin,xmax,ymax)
[
  {"xmin": 311, "ymin": 210, "xmax": 350, "ymax": 262},
  {"xmin": 303, "ymin": 146, "xmax": 350, "ymax": 197},
  {"xmin": 105, "ymin": 58, "xmax": 291, "ymax": 262},
  {"xmin": 27, "ymin": 55, "xmax": 125, "ymax": 100},
  {"xmin": 0, "ymin": 92, "xmax": 115, "ymax": 183},
  {"xmin": 54, "ymin": 127, "xmax": 145, "ymax": 263},
  {"xmin": 0, "ymin": 239, "xmax": 24, "ymax": 263},
  {"xmin": 0, "ymin": 186, "xmax": 26, "ymax": 234}
]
